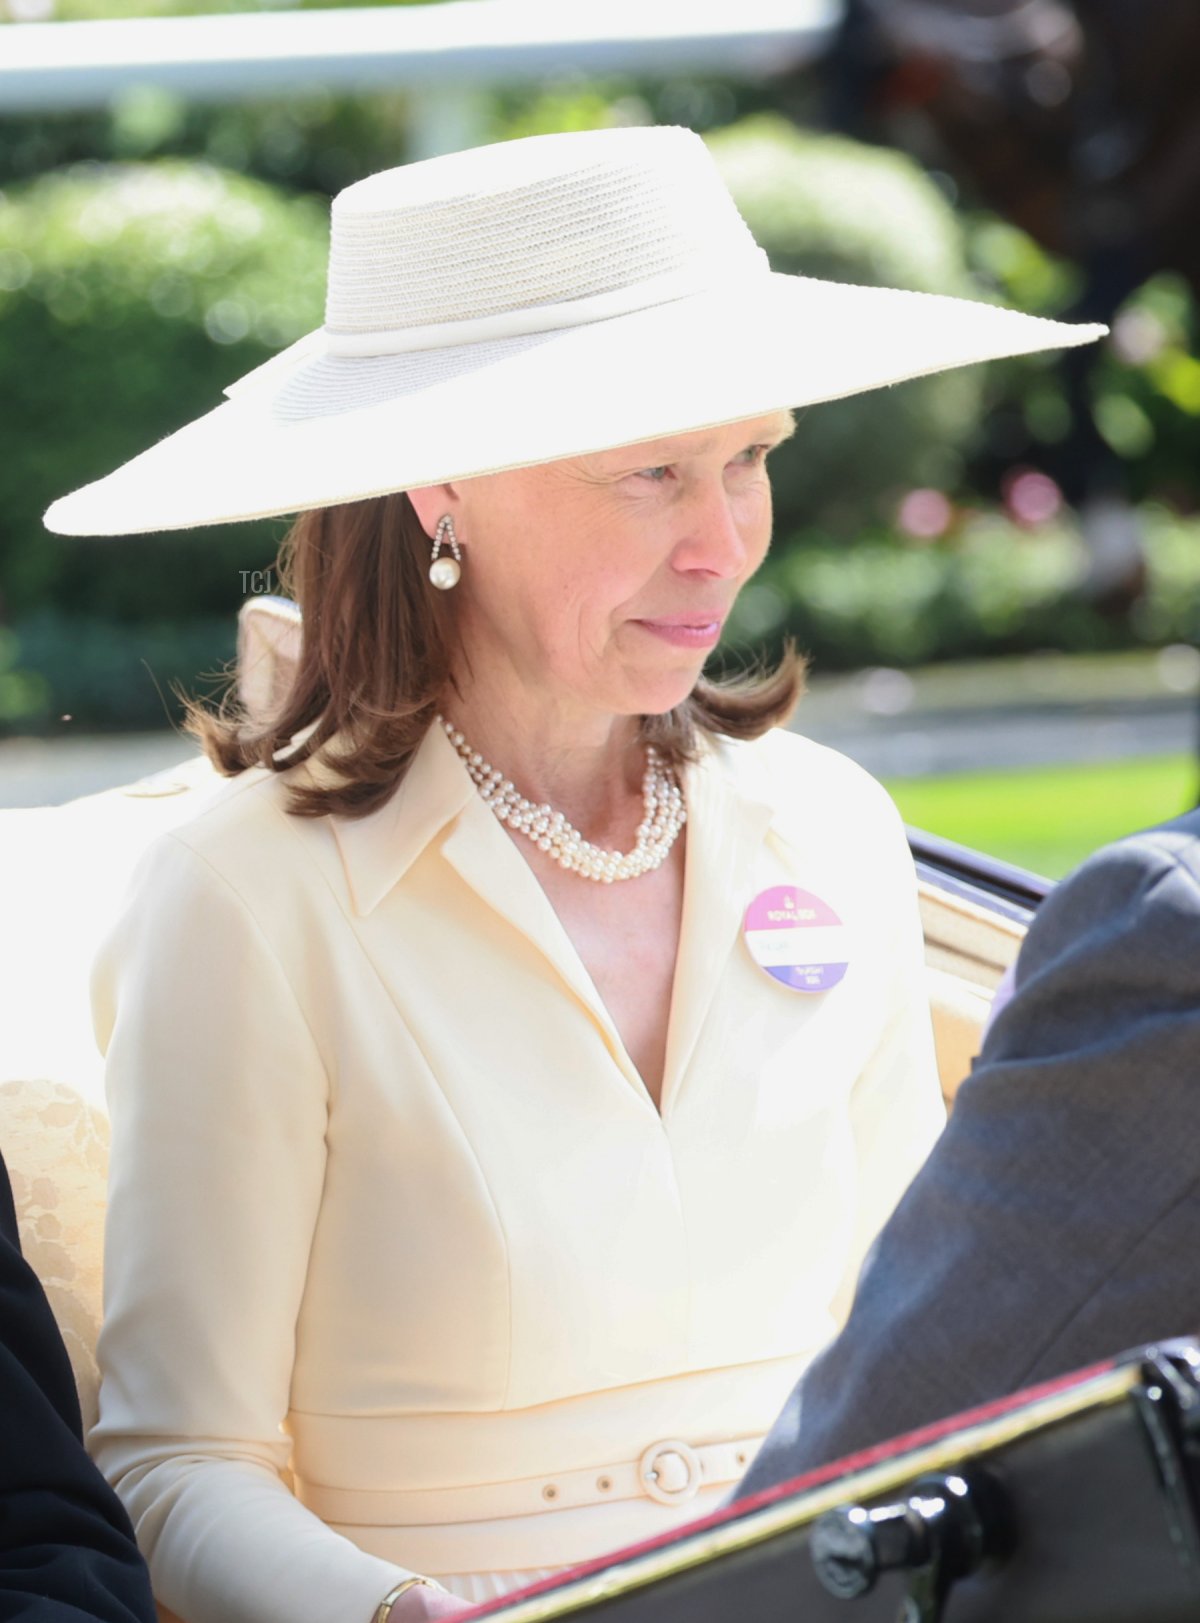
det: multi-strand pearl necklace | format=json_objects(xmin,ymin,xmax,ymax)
[{"xmin": 438, "ymin": 715, "xmax": 686, "ymax": 883}]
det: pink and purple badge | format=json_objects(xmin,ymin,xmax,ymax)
[{"xmin": 742, "ymin": 885, "xmax": 851, "ymax": 994}]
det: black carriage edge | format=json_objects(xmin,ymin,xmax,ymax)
[{"xmin": 462, "ymin": 1340, "xmax": 1200, "ymax": 1623}]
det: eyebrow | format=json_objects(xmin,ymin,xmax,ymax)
[{"xmin": 616, "ymin": 414, "xmax": 797, "ymax": 465}]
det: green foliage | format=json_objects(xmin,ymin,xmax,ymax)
[
  {"xmin": 0, "ymin": 89, "xmax": 413, "ymax": 204},
  {"xmin": 724, "ymin": 505, "xmax": 1200, "ymax": 674},
  {"xmin": 4, "ymin": 108, "xmax": 1200, "ymax": 735},
  {"xmin": 7, "ymin": 508, "xmax": 1200, "ymax": 735},
  {"xmin": 0, "ymin": 160, "xmax": 323, "ymax": 618},
  {"xmin": 967, "ymin": 216, "xmax": 1082, "ymax": 317},
  {"xmin": 1087, "ymin": 273, "xmax": 1200, "ymax": 504},
  {"xmin": 707, "ymin": 115, "xmax": 986, "ymax": 533},
  {"xmin": 2, "ymin": 0, "xmax": 434, "ymax": 21},
  {"xmin": 0, "ymin": 608, "xmax": 235, "ymax": 730},
  {"xmin": 490, "ymin": 86, "xmax": 631, "ymax": 145},
  {"xmin": 711, "ymin": 117, "xmax": 975, "ymax": 296},
  {"xmin": 964, "ymin": 220, "xmax": 1200, "ymax": 505}
]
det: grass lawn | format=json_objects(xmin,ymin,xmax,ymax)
[{"xmin": 884, "ymin": 754, "xmax": 1198, "ymax": 880}]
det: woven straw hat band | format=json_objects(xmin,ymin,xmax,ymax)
[{"xmin": 321, "ymin": 127, "xmax": 770, "ymax": 357}]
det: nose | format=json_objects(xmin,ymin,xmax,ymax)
[{"xmin": 670, "ymin": 479, "xmax": 755, "ymax": 580}]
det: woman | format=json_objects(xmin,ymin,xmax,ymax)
[{"xmin": 45, "ymin": 126, "xmax": 1103, "ymax": 1623}]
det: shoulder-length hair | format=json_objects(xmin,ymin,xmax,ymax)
[{"xmin": 182, "ymin": 492, "xmax": 805, "ymax": 820}]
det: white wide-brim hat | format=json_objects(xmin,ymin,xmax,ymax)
[{"xmin": 45, "ymin": 125, "xmax": 1106, "ymax": 538}]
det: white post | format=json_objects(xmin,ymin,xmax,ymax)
[{"xmin": 406, "ymin": 83, "xmax": 493, "ymax": 159}]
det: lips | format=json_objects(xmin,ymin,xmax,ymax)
[{"xmin": 632, "ymin": 614, "xmax": 726, "ymax": 649}]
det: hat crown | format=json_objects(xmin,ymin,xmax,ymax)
[{"xmin": 323, "ymin": 126, "xmax": 767, "ymax": 341}]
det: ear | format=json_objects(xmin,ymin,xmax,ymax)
[{"xmin": 406, "ymin": 483, "xmax": 462, "ymax": 540}]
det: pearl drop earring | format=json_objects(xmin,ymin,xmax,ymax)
[{"xmin": 429, "ymin": 514, "xmax": 462, "ymax": 590}]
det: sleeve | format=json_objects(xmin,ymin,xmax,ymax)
[
  {"xmin": 0, "ymin": 1155, "xmax": 156, "ymax": 1623},
  {"xmin": 89, "ymin": 832, "xmax": 415, "ymax": 1623},
  {"xmin": 830, "ymin": 782, "xmax": 946, "ymax": 1328},
  {"xmin": 737, "ymin": 827, "xmax": 1200, "ymax": 1494}
]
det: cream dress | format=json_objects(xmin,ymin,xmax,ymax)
[{"xmin": 89, "ymin": 724, "xmax": 944, "ymax": 1621}]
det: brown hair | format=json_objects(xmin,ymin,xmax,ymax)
[{"xmin": 182, "ymin": 492, "xmax": 805, "ymax": 820}]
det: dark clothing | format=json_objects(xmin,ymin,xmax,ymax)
[
  {"xmin": 0, "ymin": 1150, "xmax": 154, "ymax": 1622},
  {"xmin": 740, "ymin": 809, "xmax": 1200, "ymax": 1495}
]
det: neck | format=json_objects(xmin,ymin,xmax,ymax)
[{"xmin": 440, "ymin": 681, "xmax": 646, "ymax": 841}]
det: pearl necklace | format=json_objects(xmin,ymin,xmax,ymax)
[{"xmin": 438, "ymin": 715, "xmax": 686, "ymax": 883}]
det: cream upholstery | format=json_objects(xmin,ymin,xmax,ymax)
[
  {"xmin": 236, "ymin": 595, "xmax": 303, "ymax": 723},
  {"xmin": 0, "ymin": 1077, "xmax": 109, "ymax": 1431},
  {"xmin": 919, "ymin": 879, "xmax": 1025, "ymax": 1105}
]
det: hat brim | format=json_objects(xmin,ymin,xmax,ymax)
[{"xmin": 44, "ymin": 272, "xmax": 1106, "ymax": 537}]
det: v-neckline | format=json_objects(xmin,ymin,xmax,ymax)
[
  {"xmin": 438, "ymin": 739, "xmax": 775, "ymax": 1121},
  {"xmin": 441, "ymin": 791, "xmax": 667, "ymax": 1113}
]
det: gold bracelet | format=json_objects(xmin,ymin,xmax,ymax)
[{"xmin": 375, "ymin": 1576, "xmax": 433, "ymax": 1623}]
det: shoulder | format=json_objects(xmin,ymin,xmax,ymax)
[
  {"xmin": 162, "ymin": 759, "xmax": 295, "ymax": 856},
  {"xmin": 126, "ymin": 758, "xmax": 326, "ymax": 901},
  {"xmin": 709, "ymin": 725, "xmax": 903, "ymax": 827},
  {"xmin": 1101, "ymin": 805, "xmax": 1200, "ymax": 892},
  {"xmin": 1009, "ymin": 803, "xmax": 1200, "ymax": 999},
  {"xmin": 708, "ymin": 727, "xmax": 908, "ymax": 875},
  {"xmin": 1027, "ymin": 805, "xmax": 1200, "ymax": 959},
  {"xmin": 704, "ymin": 729, "xmax": 917, "ymax": 927},
  {"xmin": 969, "ymin": 808, "xmax": 1200, "ymax": 1111},
  {"xmin": 97, "ymin": 761, "xmax": 344, "ymax": 986}
]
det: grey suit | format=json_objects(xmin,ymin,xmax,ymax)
[{"xmin": 738, "ymin": 808, "xmax": 1200, "ymax": 1497}]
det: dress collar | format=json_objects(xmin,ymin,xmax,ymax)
[
  {"xmin": 300, "ymin": 721, "xmax": 776, "ymax": 924},
  {"xmin": 295, "ymin": 723, "xmax": 475, "ymax": 917}
]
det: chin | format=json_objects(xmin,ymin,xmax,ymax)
[{"xmin": 625, "ymin": 670, "xmax": 705, "ymax": 718}]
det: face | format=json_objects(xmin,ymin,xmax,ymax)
[{"xmin": 411, "ymin": 410, "xmax": 794, "ymax": 724}]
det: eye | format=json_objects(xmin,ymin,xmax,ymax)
[
  {"xmin": 636, "ymin": 465, "xmax": 671, "ymax": 483},
  {"xmin": 734, "ymin": 444, "xmax": 771, "ymax": 467}
]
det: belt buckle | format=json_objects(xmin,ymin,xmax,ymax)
[{"xmin": 639, "ymin": 1438, "xmax": 701, "ymax": 1506}]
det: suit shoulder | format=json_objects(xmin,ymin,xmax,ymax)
[
  {"xmin": 1128, "ymin": 807, "xmax": 1200, "ymax": 887},
  {"xmin": 1056, "ymin": 806, "xmax": 1200, "ymax": 911},
  {"xmin": 1020, "ymin": 807, "xmax": 1200, "ymax": 982}
]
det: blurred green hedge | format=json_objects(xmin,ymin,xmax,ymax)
[
  {"xmin": 724, "ymin": 505, "xmax": 1200, "ymax": 672},
  {"xmin": 707, "ymin": 116, "xmax": 985, "ymax": 533},
  {"xmin": 0, "ymin": 611, "xmax": 235, "ymax": 730},
  {"xmin": 0, "ymin": 119, "xmax": 1008, "ymax": 731},
  {"xmin": 4, "ymin": 119, "xmax": 984, "ymax": 611},
  {"xmin": 0, "ymin": 159, "xmax": 325, "ymax": 624},
  {"xmin": 2, "ymin": 118, "xmax": 1197, "ymax": 734},
  {"xmin": 7, "ymin": 508, "xmax": 1200, "ymax": 731}
]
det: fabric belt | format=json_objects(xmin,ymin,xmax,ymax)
[{"xmin": 298, "ymin": 1433, "xmax": 763, "ymax": 1526}]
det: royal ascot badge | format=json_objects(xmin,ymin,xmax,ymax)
[{"xmin": 742, "ymin": 886, "xmax": 851, "ymax": 994}]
